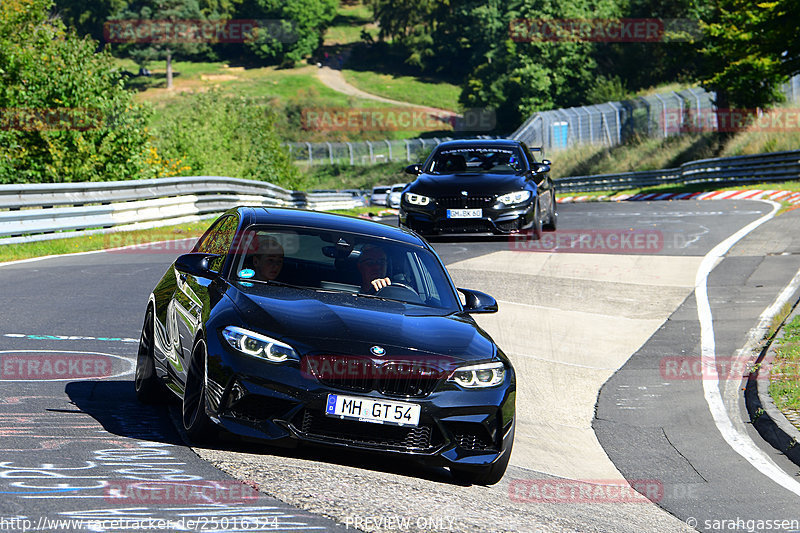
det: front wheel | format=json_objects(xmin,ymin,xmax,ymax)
[
  {"xmin": 182, "ymin": 339, "xmax": 215, "ymax": 442},
  {"xmin": 543, "ymin": 192, "xmax": 558, "ymax": 231},
  {"xmin": 530, "ymin": 199, "xmax": 543, "ymax": 240},
  {"xmin": 135, "ymin": 308, "xmax": 170, "ymax": 404}
]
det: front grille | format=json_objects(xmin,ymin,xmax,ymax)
[
  {"xmin": 435, "ymin": 220, "xmax": 492, "ymax": 234},
  {"xmin": 297, "ymin": 409, "xmax": 436, "ymax": 451},
  {"xmin": 308, "ymin": 355, "xmax": 443, "ymax": 398},
  {"xmin": 447, "ymin": 422, "xmax": 497, "ymax": 451},
  {"xmin": 437, "ymin": 196, "xmax": 494, "ymax": 209},
  {"xmin": 377, "ymin": 362, "xmax": 442, "ymax": 397},
  {"xmin": 313, "ymin": 355, "xmax": 373, "ymax": 393}
]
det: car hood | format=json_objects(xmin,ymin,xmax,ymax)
[
  {"xmin": 227, "ymin": 283, "xmax": 495, "ymax": 363},
  {"xmin": 409, "ymin": 172, "xmax": 529, "ymax": 196}
]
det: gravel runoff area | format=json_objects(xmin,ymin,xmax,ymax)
[{"xmin": 193, "ymin": 443, "xmax": 693, "ymax": 533}]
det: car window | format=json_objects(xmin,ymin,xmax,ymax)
[
  {"xmin": 427, "ymin": 146, "xmax": 525, "ymax": 174},
  {"xmin": 195, "ymin": 215, "xmax": 239, "ymax": 272},
  {"xmin": 233, "ymin": 225, "xmax": 459, "ymax": 310}
]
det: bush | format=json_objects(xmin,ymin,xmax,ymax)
[
  {"xmin": 0, "ymin": 0, "xmax": 169, "ymax": 183},
  {"xmin": 151, "ymin": 90, "xmax": 300, "ymax": 188}
]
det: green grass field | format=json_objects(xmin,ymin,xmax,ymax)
[
  {"xmin": 341, "ymin": 70, "xmax": 461, "ymax": 112},
  {"xmin": 770, "ymin": 313, "xmax": 800, "ymax": 411}
]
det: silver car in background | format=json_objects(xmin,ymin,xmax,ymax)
[
  {"xmin": 370, "ymin": 185, "xmax": 390, "ymax": 206},
  {"xmin": 387, "ymin": 183, "xmax": 407, "ymax": 209}
]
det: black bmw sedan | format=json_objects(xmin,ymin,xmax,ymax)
[
  {"xmin": 135, "ymin": 207, "xmax": 515, "ymax": 485},
  {"xmin": 399, "ymin": 139, "xmax": 557, "ymax": 237}
]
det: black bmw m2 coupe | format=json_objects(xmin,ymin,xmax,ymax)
[{"xmin": 135, "ymin": 207, "xmax": 515, "ymax": 484}]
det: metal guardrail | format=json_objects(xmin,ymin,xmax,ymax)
[
  {"xmin": 2, "ymin": 149, "xmax": 797, "ymax": 245},
  {"xmin": 0, "ymin": 176, "xmax": 364, "ymax": 245},
  {"xmin": 555, "ymin": 150, "xmax": 800, "ymax": 193}
]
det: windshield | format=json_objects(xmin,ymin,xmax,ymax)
[
  {"xmin": 231, "ymin": 225, "xmax": 460, "ymax": 311},
  {"xmin": 427, "ymin": 146, "xmax": 525, "ymax": 174}
]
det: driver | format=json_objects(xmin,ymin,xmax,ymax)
[
  {"xmin": 251, "ymin": 235, "xmax": 284, "ymax": 281},
  {"xmin": 357, "ymin": 245, "xmax": 391, "ymax": 294}
]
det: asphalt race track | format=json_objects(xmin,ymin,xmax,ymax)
[{"xmin": 1, "ymin": 200, "xmax": 799, "ymax": 532}]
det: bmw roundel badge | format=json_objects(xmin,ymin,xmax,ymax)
[{"xmin": 370, "ymin": 345, "xmax": 386, "ymax": 356}]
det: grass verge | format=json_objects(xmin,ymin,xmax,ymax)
[
  {"xmin": 769, "ymin": 312, "xmax": 800, "ymax": 411},
  {"xmin": 0, "ymin": 221, "xmax": 211, "ymax": 264}
]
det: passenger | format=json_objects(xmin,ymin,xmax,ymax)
[
  {"xmin": 357, "ymin": 244, "xmax": 391, "ymax": 294},
  {"xmin": 251, "ymin": 235, "xmax": 284, "ymax": 281}
]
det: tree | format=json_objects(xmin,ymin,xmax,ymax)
[
  {"xmin": 108, "ymin": 0, "xmax": 210, "ymax": 89},
  {"xmin": 0, "ymin": 0, "xmax": 171, "ymax": 183},
  {"xmin": 460, "ymin": 0, "xmax": 622, "ymax": 130},
  {"xmin": 700, "ymin": 0, "xmax": 798, "ymax": 109},
  {"xmin": 52, "ymin": 0, "xmax": 128, "ymax": 41},
  {"xmin": 238, "ymin": 0, "xmax": 337, "ymax": 66}
]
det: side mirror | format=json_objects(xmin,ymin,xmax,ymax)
[
  {"xmin": 175, "ymin": 253, "xmax": 221, "ymax": 278},
  {"xmin": 532, "ymin": 163, "xmax": 550, "ymax": 174},
  {"xmin": 458, "ymin": 288, "xmax": 498, "ymax": 314},
  {"xmin": 405, "ymin": 164, "xmax": 422, "ymax": 175},
  {"xmin": 542, "ymin": 159, "xmax": 551, "ymax": 166}
]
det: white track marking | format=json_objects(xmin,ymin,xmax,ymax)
[{"xmin": 696, "ymin": 200, "xmax": 800, "ymax": 496}]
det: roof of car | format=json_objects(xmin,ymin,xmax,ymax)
[
  {"xmin": 237, "ymin": 207, "xmax": 425, "ymax": 246},
  {"xmin": 434, "ymin": 138, "xmax": 523, "ymax": 149}
]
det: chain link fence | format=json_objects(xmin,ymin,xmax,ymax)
[
  {"xmin": 512, "ymin": 75, "xmax": 800, "ymax": 151},
  {"xmin": 284, "ymin": 136, "xmax": 501, "ymax": 166}
]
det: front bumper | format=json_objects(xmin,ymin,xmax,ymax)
[
  {"xmin": 399, "ymin": 201, "xmax": 534, "ymax": 236},
  {"xmin": 204, "ymin": 334, "xmax": 516, "ymax": 469}
]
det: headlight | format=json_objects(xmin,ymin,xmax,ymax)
[
  {"xmin": 221, "ymin": 326, "xmax": 298, "ymax": 363},
  {"xmin": 404, "ymin": 193, "xmax": 432, "ymax": 206},
  {"xmin": 448, "ymin": 362, "xmax": 505, "ymax": 388},
  {"xmin": 497, "ymin": 190, "xmax": 531, "ymax": 205}
]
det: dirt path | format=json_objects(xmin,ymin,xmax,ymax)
[{"xmin": 316, "ymin": 65, "xmax": 458, "ymax": 118}]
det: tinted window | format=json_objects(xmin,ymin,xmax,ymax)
[
  {"xmin": 195, "ymin": 215, "xmax": 239, "ymax": 271},
  {"xmin": 232, "ymin": 225, "xmax": 459, "ymax": 310},
  {"xmin": 427, "ymin": 146, "xmax": 525, "ymax": 174}
]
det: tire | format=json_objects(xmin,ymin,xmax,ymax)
[
  {"xmin": 530, "ymin": 198, "xmax": 543, "ymax": 240},
  {"xmin": 182, "ymin": 339, "xmax": 215, "ymax": 442},
  {"xmin": 543, "ymin": 192, "xmax": 558, "ymax": 231},
  {"xmin": 451, "ymin": 424, "xmax": 514, "ymax": 486},
  {"xmin": 135, "ymin": 308, "xmax": 170, "ymax": 404}
]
